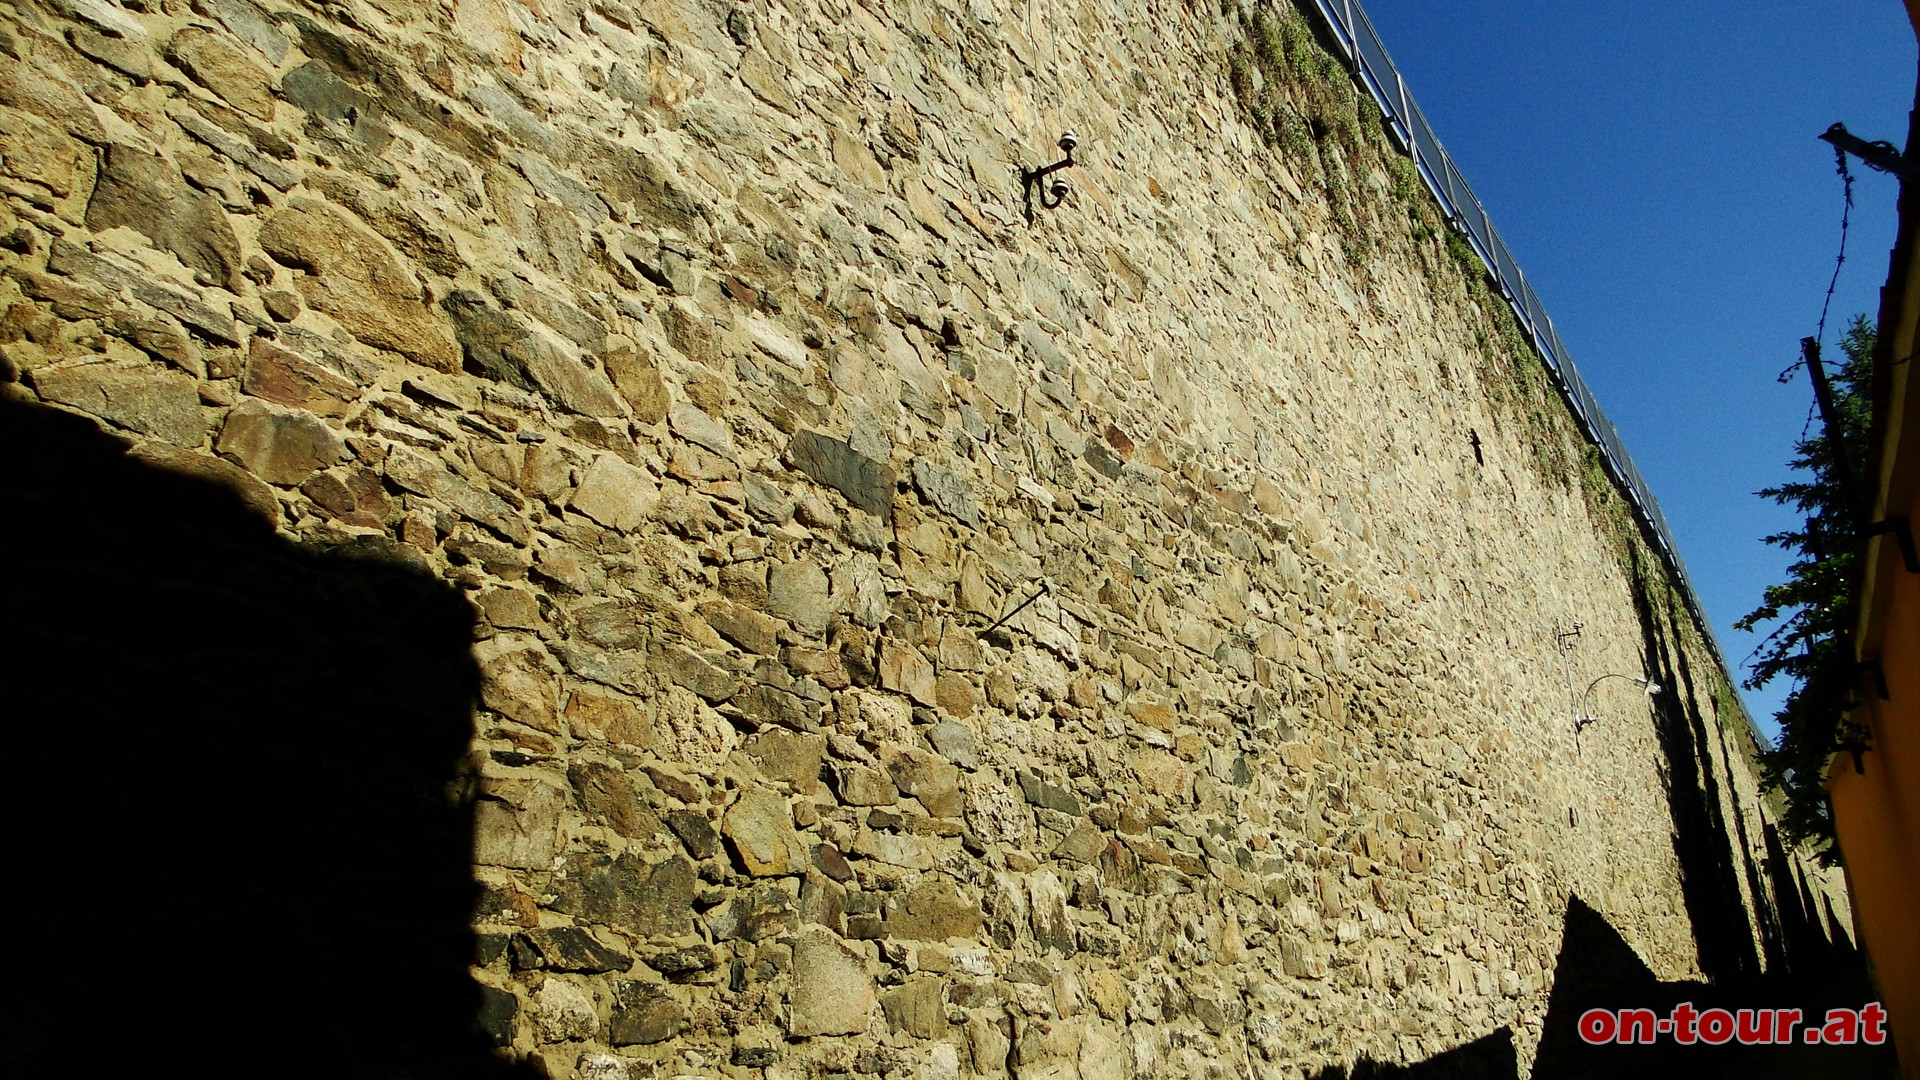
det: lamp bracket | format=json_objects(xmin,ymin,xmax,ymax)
[{"xmin": 1022, "ymin": 130, "xmax": 1079, "ymax": 223}]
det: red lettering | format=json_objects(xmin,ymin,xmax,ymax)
[
  {"xmin": 1564, "ymin": 1001, "xmax": 1884, "ymax": 1047},
  {"xmin": 1671, "ymin": 1002, "xmax": 1698, "ymax": 1045},
  {"xmin": 1697, "ymin": 1008, "xmax": 1734, "ymax": 1045},
  {"xmin": 1735, "ymin": 1009, "xmax": 1771, "ymax": 1044},
  {"xmin": 1578, "ymin": 1009, "xmax": 1616, "ymax": 1045},
  {"xmin": 1862, "ymin": 1003, "xmax": 1887, "ymax": 1045},
  {"xmin": 1618, "ymin": 1008, "xmax": 1657, "ymax": 1045},
  {"xmin": 1823, "ymin": 1008, "xmax": 1859, "ymax": 1045}
]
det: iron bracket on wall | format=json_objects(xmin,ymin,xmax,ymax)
[
  {"xmin": 1835, "ymin": 668, "xmax": 1879, "ymax": 774},
  {"xmin": 1022, "ymin": 131, "xmax": 1078, "ymax": 224},
  {"xmin": 1819, "ymin": 122, "xmax": 1918, "ymax": 182},
  {"xmin": 983, "ymin": 579, "xmax": 1051, "ymax": 636},
  {"xmin": 1862, "ymin": 516, "xmax": 1920, "ymax": 573},
  {"xmin": 1858, "ymin": 656, "xmax": 1890, "ymax": 701},
  {"xmin": 1847, "ymin": 739, "xmax": 1869, "ymax": 776}
]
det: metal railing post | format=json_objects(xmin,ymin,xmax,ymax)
[{"xmin": 1343, "ymin": 0, "xmax": 1357, "ymax": 72}]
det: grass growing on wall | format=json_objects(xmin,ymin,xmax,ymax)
[
  {"xmin": 1227, "ymin": 2, "xmax": 1378, "ymax": 259},
  {"xmin": 1222, "ymin": 0, "xmax": 1798, "ymax": 870},
  {"xmin": 1223, "ymin": 1, "xmax": 1557, "ymax": 427},
  {"xmin": 1222, "ymin": 1, "xmax": 1658, "ymax": 510},
  {"xmin": 1221, "ymin": 3, "xmax": 1749, "ymax": 711},
  {"xmin": 1582, "ymin": 445, "xmax": 1637, "ymax": 560}
]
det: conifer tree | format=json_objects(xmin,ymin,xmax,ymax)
[{"xmin": 1737, "ymin": 314, "xmax": 1875, "ymax": 859}]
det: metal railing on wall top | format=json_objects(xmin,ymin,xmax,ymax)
[{"xmin": 1299, "ymin": 0, "xmax": 1735, "ymax": 680}]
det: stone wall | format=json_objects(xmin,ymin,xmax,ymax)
[{"xmin": 0, "ymin": 0, "xmax": 1852, "ymax": 1077}]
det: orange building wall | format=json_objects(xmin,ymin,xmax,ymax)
[
  {"xmin": 1831, "ymin": 552, "xmax": 1920, "ymax": 1076},
  {"xmin": 1834, "ymin": 60, "xmax": 1920, "ymax": 1070}
]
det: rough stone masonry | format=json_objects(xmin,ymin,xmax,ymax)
[{"xmin": 0, "ymin": 0, "xmax": 1855, "ymax": 1077}]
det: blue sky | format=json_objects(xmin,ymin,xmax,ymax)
[{"xmin": 1351, "ymin": 0, "xmax": 1918, "ymax": 739}]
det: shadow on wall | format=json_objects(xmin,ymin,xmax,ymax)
[
  {"xmin": 1625, "ymin": 549, "xmax": 1765, "ymax": 985},
  {"xmin": 1311, "ymin": 894, "xmax": 1890, "ymax": 1080},
  {"xmin": 0, "ymin": 395, "xmax": 531, "ymax": 1078},
  {"xmin": 1313, "ymin": 552, "xmax": 1892, "ymax": 1080},
  {"xmin": 1306, "ymin": 1028, "xmax": 1519, "ymax": 1079}
]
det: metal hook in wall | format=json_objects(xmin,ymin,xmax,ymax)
[
  {"xmin": 983, "ymin": 579, "xmax": 1051, "ymax": 636},
  {"xmin": 1022, "ymin": 130, "xmax": 1078, "ymax": 224}
]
